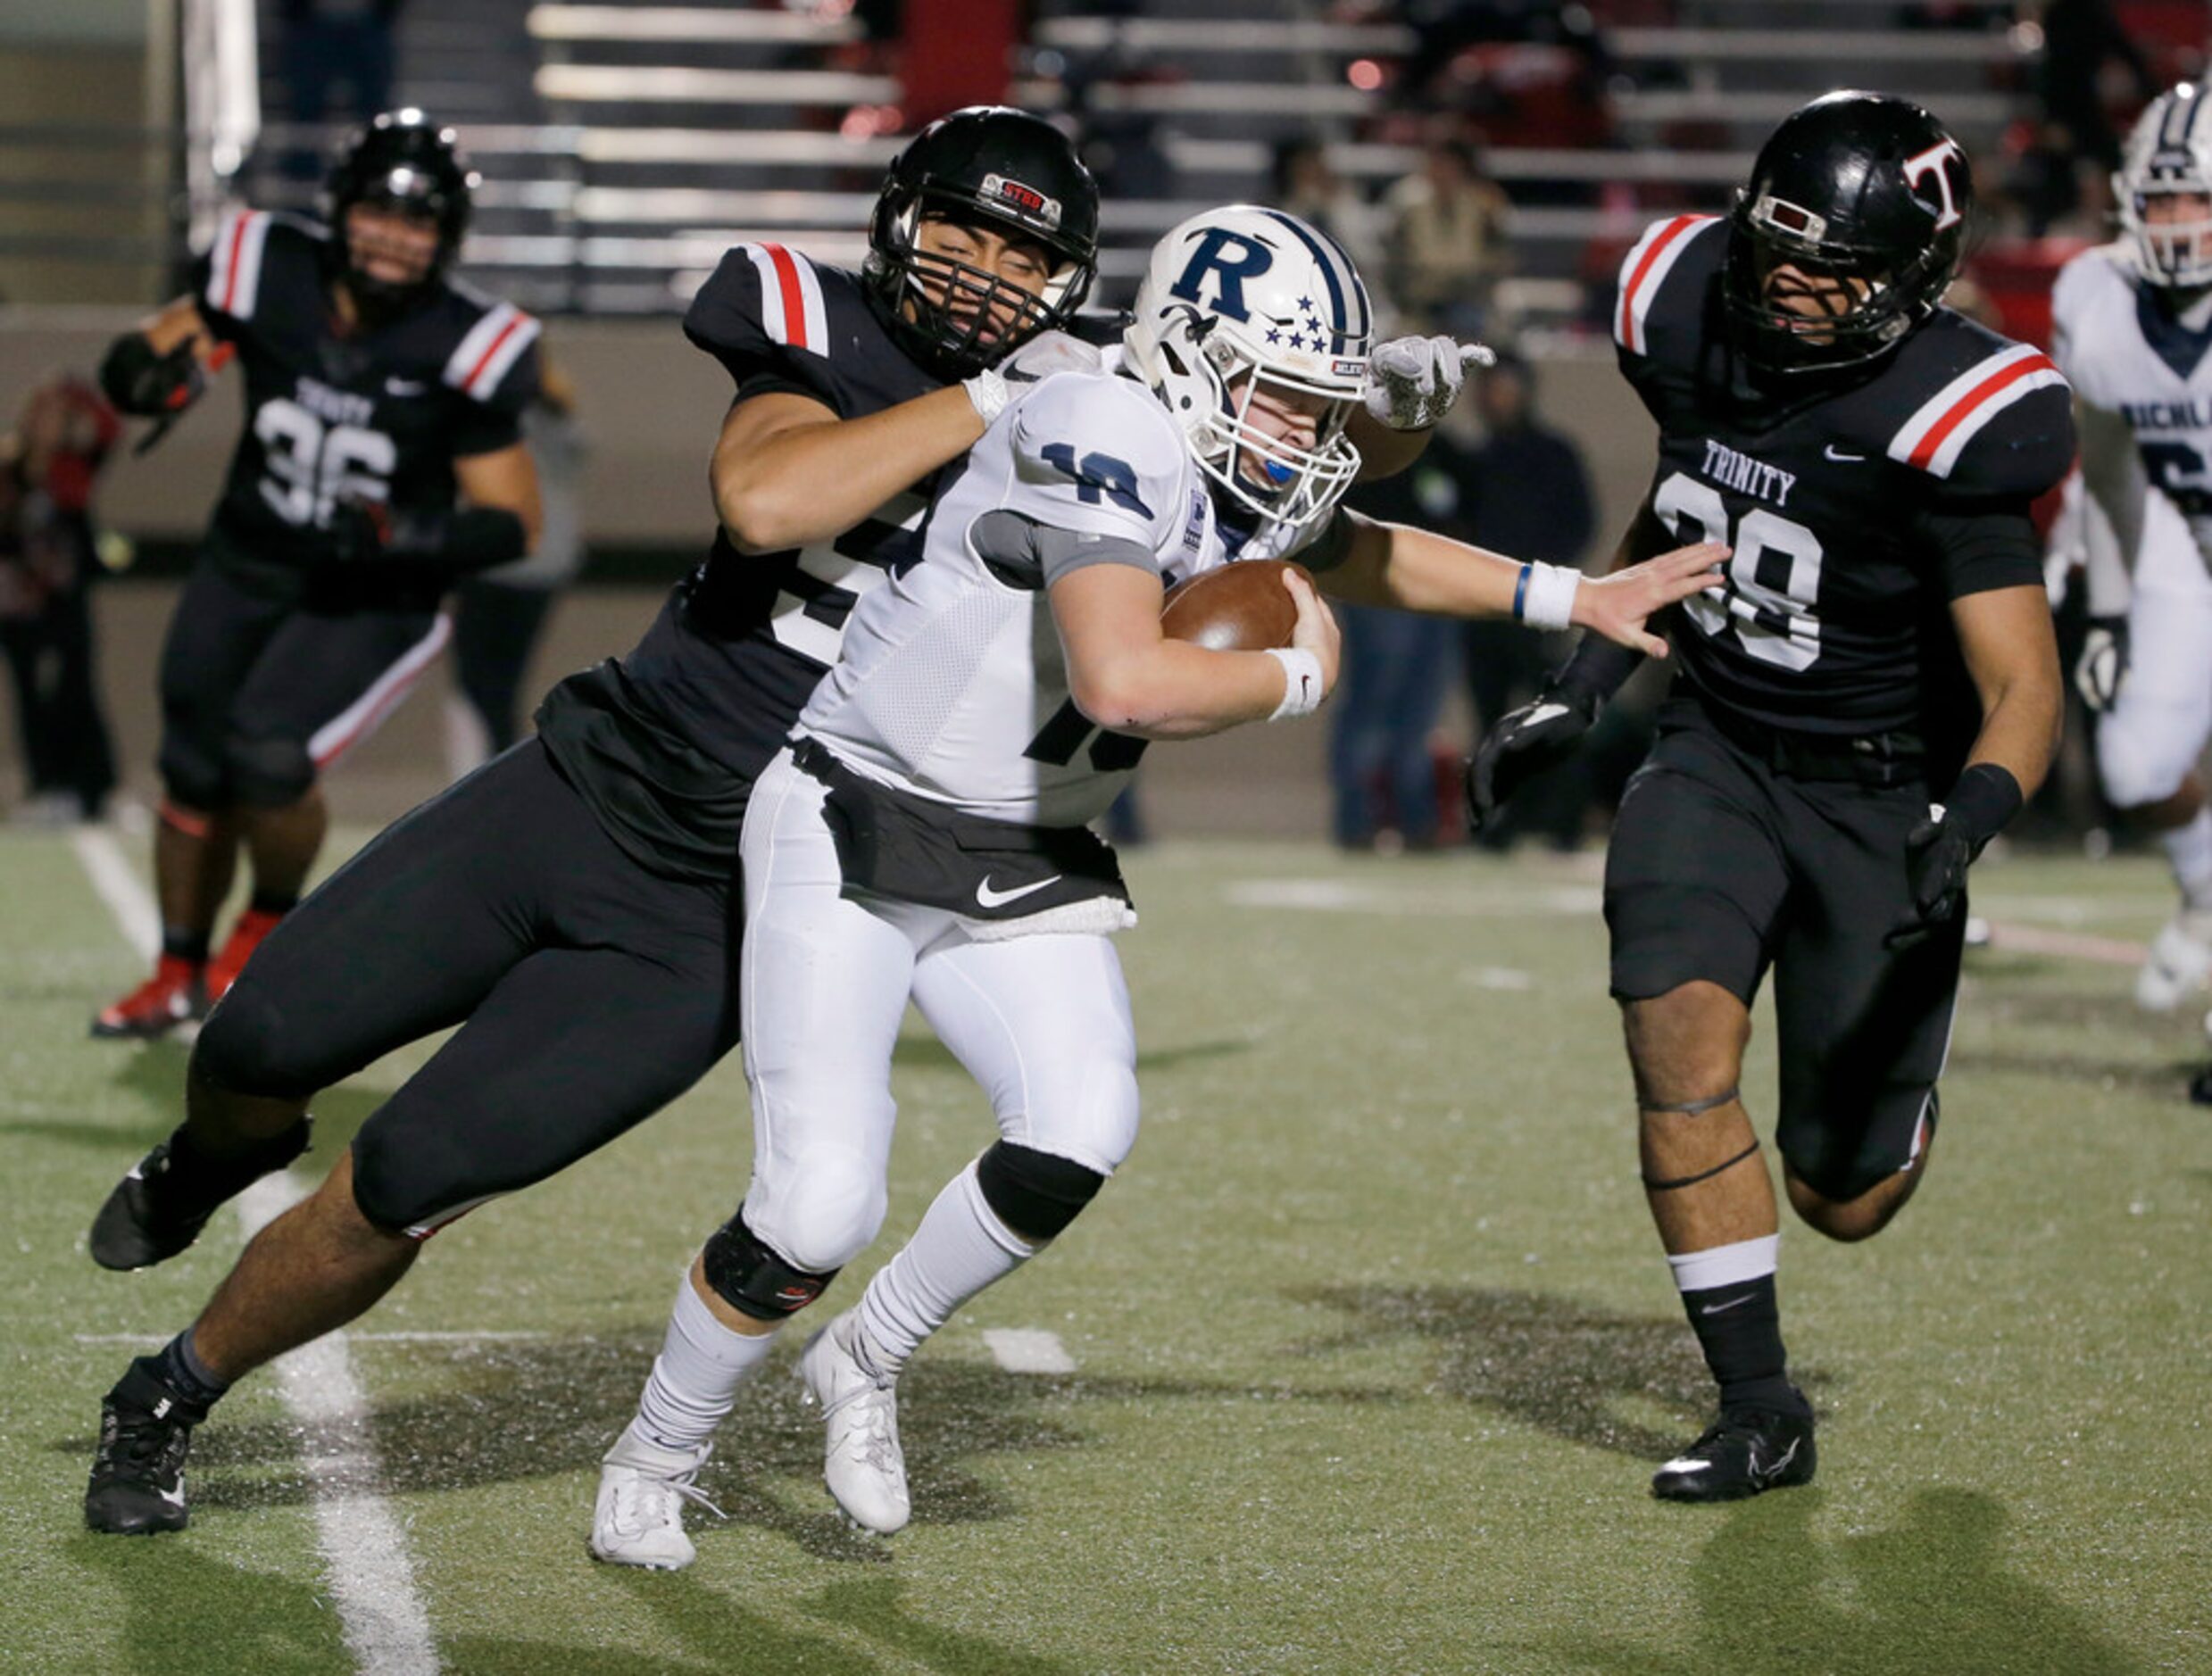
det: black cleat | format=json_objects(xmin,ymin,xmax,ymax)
[
  {"xmin": 86, "ymin": 1365, "xmax": 203, "ymax": 1535},
  {"xmin": 2189, "ymin": 1066, "xmax": 2212, "ymax": 1106},
  {"xmin": 89, "ymin": 1121, "xmax": 311, "ymax": 1272},
  {"xmin": 1651, "ymin": 1398, "xmax": 1817, "ymax": 1503}
]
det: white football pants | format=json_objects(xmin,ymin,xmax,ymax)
[
  {"xmin": 736, "ymin": 747, "xmax": 1141, "ymax": 1274},
  {"xmin": 2100, "ymin": 488, "xmax": 2212, "ymax": 810}
]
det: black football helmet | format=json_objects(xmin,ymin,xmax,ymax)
[
  {"xmin": 323, "ymin": 109, "xmax": 478, "ymax": 313},
  {"xmin": 1724, "ymin": 91, "xmax": 1972, "ymax": 373},
  {"xmin": 865, "ymin": 106, "xmax": 1100, "ymax": 380}
]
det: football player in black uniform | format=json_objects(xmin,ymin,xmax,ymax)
[
  {"xmin": 91, "ymin": 110, "xmax": 545, "ymax": 1039},
  {"xmin": 1470, "ymin": 92, "xmax": 2073, "ymax": 1500},
  {"xmin": 79, "ymin": 106, "xmax": 1110, "ymax": 1539}
]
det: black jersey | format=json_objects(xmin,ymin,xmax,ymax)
[
  {"xmin": 1614, "ymin": 214, "xmax": 2074, "ymax": 739},
  {"xmin": 192, "ymin": 209, "xmax": 540, "ymax": 596},
  {"xmin": 536, "ymin": 244, "xmax": 944, "ymax": 881}
]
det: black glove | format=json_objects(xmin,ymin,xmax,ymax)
[
  {"xmin": 1886, "ymin": 763, "xmax": 2024, "ymax": 950},
  {"xmin": 322, "ymin": 496, "xmax": 393, "ymax": 567},
  {"xmin": 99, "ymin": 333, "xmax": 207, "ymax": 418},
  {"xmin": 2074, "ymin": 614, "xmax": 2129, "ymax": 713},
  {"xmin": 1466, "ymin": 682, "xmax": 1595, "ymax": 834}
]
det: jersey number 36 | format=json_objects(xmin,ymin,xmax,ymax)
[{"xmin": 255, "ymin": 396, "xmax": 397, "ymax": 529}]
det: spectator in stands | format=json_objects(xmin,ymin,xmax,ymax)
[
  {"xmin": 1272, "ymin": 137, "xmax": 1385, "ymax": 282},
  {"xmin": 1382, "ymin": 137, "xmax": 1513, "ymax": 337},
  {"xmin": 0, "ymin": 375, "xmax": 121, "ymax": 825},
  {"xmin": 1456, "ymin": 351, "xmax": 1601, "ymax": 849},
  {"xmin": 2033, "ymin": 0, "xmax": 2157, "ymax": 175},
  {"xmin": 447, "ymin": 353, "xmax": 585, "ymax": 776}
]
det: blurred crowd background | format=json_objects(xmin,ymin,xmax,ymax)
[{"xmin": 0, "ymin": 0, "xmax": 2196, "ymax": 845}]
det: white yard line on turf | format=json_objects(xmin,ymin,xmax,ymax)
[
  {"xmin": 71, "ymin": 826, "xmax": 440, "ymax": 1676},
  {"xmin": 983, "ymin": 1329, "xmax": 1077, "ymax": 1374}
]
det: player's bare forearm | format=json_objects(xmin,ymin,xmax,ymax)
[
  {"xmin": 1953, "ymin": 584, "xmax": 2064, "ymax": 801},
  {"xmin": 1320, "ymin": 510, "xmax": 1723, "ymax": 658},
  {"xmin": 454, "ymin": 441, "xmax": 545, "ymax": 552},
  {"xmin": 1346, "ymin": 410, "xmax": 1429, "ymax": 482},
  {"xmin": 1052, "ymin": 564, "xmax": 1315, "ymax": 739},
  {"xmin": 137, "ymin": 295, "xmax": 218, "ymax": 358},
  {"xmin": 712, "ymin": 385, "xmax": 984, "ymax": 554}
]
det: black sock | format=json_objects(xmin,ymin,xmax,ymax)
[
  {"xmin": 1679, "ymin": 1274, "xmax": 1802, "ymax": 1415},
  {"xmin": 166, "ymin": 1116, "xmax": 312, "ymax": 1191},
  {"xmin": 247, "ymin": 889, "xmax": 297, "ymax": 917},
  {"xmin": 142, "ymin": 1332, "xmax": 229, "ymax": 1415},
  {"xmin": 161, "ymin": 927, "xmax": 211, "ymax": 964}
]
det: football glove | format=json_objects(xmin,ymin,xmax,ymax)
[
  {"xmin": 2074, "ymin": 614, "xmax": 2129, "ymax": 713},
  {"xmin": 1465, "ymin": 682, "xmax": 1594, "ymax": 834},
  {"xmin": 1362, "ymin": 336, "xmax": 1495, "ymax": 432},
  {"xmin": 1886, "ymin": 763, "xmax": 2023, "ymax": 950}
]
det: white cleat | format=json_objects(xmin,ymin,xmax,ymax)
[
  {"xmin": 588, "ymin": 1420, "xmax": 721, "ymax": 1571},
  {"xmin": 798, "ymin": 1314, "xmax": 911, "ymax": 1535},
  {"xmin": 2136, "ymin": 909, "xmax": 2212, "ymax": 1012}
]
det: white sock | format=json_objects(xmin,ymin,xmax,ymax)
[
  {"xmin": 633, "ymin": 1273, "xmax": 781, "ymax": 1452},
  {"xmin": 2161, "ymin": 808, "xmax": 2212, "ymax": 914},
  {"xmin": 1665, "ymin": 1232, "xmax": 1779, "ymax": 1294},
  {"xmin": 852, "ymin": 1160, "xmax": 1033, "ymax": 1381}
]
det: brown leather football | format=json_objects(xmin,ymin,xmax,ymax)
[{"xmin": 1160, "ymin": 560, "xmax": 1311, "ymax": 651}]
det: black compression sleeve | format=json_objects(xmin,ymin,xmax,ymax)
[
  {"xmin": 1553, "ymin": 635, "xmax": 1644, "ymax": 709},
  {"xmin": 385, "ymin": 506, "xmax": 530, "ymax": 574}
]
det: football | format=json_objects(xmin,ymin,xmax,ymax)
[{"xmin": 1160, "ymin": 560, "xmax": 1312, "ymax": 651}]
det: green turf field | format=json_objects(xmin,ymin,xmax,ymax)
[{"xmin": 3, "ymin": 828, "xmax": 2206, "ymax": 1674}]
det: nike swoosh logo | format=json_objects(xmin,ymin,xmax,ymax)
[
  {"xmin": 1522, "ymin": 702, "xmax": 1570, "ymax": 726},
  {"xmin": 1699, "ymin": 1293, "xmax": 1755, "ymax": 1316},
  {"xmin": 976, "ymin": 875, "xmax": 1061, "ymax": 909},
  {"xmin": 1824, "ymin": 444, "xmax": 1866, "ymax": 462},
  {"xmin": 159, "ymin": 1481, "xmax": 186, "ymax": 1507},
  {"xmin": 386, "ymin": 378, "xmax": 427, "ymax": 395}
]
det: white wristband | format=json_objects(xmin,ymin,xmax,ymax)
[
  {"xmin": 1265, "ymin": 647, "xmax": 1326, "ymax": 721},
  {"xmin": 1521, "ymin": 561, "xmax": 1582, "ymax": 632},
  {"xmin": 962, "ymin": 368, "xmax": 1010, "ymax": 424}
]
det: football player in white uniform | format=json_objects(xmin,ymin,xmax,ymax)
[
  {"xmin": 2055, "ymin": 83, "xmax": 2212, "ymax": 1013},
  {"xmin": 589, "ymin": 205, "xmax": 1724, "ymax": 1564}
]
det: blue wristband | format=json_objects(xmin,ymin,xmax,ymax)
[{"xmin": 1511, "ymin": 562, "xmax": 1532, "ymax": 621}]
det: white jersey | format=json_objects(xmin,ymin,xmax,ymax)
[
  {"xmin": 2052, "ymin": 242, "xmax": 2212, "ymax": 557},
  {"xmin": 797, "ymin": 359, "xmax": 1316, "ymax": 826}
]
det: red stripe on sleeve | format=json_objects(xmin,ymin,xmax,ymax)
[
  {"xmin": 218, "ymin": 213, "xmax": 254, "ymax": 315},
  {"xmin": 1907, "ymin": 353, "xmax": 2057, "ymax": 469},
  {"xmin": 462, "ymin": 314, "xmax": 525, "ymax": 395},
  {"xmin": 1617, "ymin": 216, "xmax": 1700, "ymax": 353},
  {"xmin": 763, "ymin": 244, "xmax": 811, "ymax": 347}
]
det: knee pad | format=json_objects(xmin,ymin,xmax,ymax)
[
  {"xmin": 158, "ymin": 734, "xmax": 227, "ymax": 812},
  {"xmin": 747, "ymin": 1142, "xmax": 889, "ymax": 1274},
  {"xmin": 2095, "ymin": 711, "xmax": 2192, "ymax": 810},
  {"xmin": 976, "ymin": 1141, "xmax": 1107, "ymax": 1242},
  {"xmin": 223, "ymin": 730, "xmax": 316, "ymax": 808},
  {"xmin": 701, "ymin": 1213, "xmax": 840, "ymax": 1322},
  {"xmin": 193, "ymin": 977, "xmax": 323, "ymax": 1102}
]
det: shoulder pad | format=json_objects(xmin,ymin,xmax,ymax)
[
  {"xmin": 1886, "ymin": 324, "xmax": 2074, "ymax": 495},
  {"xmin": 1007, "ymin": 370, "xmax": 1185, "ymax": 539},
  {"xmin": 685, "ymin": 242, "xmax": 836, "ymax": 368},
  {"xmin": 2050, "ymin": 245, "xmax": 2136, "ymax": 397},
  {"xmin": 1614, "ymin": 214, "xmax": 1724, "ymax": 360},
  {"xmin": 442, "ymin": 298, "xmax": 543, "ymax": 403}
]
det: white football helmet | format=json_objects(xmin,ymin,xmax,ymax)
[
  {"xmin": 1123, "ymin": 204, "xmax": 1372, "ymax": 543},
  {"xmin": 2118, "ymin": 84, "xmax": 2212, "ymax": 288}
]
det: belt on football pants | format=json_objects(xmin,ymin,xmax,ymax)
[{"xmin": 1671, "ymin": 694, "xmax": 1925, "ymax": 789}]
